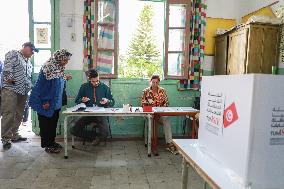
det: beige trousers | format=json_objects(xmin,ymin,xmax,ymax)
[
  {"xmin": 1, "ymin": 88, "xmax": 28, "ymax": 140},
  {"xmin": 158, "ymin": 116, "xmax": 173, "ymax": 144}
]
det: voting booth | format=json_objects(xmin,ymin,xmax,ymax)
[{"xmin": 199, "ymin": 74, "xmax": 284, "ymax": 189}]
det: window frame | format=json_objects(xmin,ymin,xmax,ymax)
[
  {"xmin": 94, "ymin": 0, "xmax": 119, "ymax": 79},
  {"xmin": 93, "ymin": 0, "xmax": 191, "ymax": 79},
  {"xmin": 164, "ymin": 0, "xmax": 191, "ymax": 79},
  {"xmin": 29, "ymin": 0, "xmax": 59, "ymax": 77}
]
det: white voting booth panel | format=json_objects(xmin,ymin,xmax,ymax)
[{"xmin": 199, "ymin": 74, "xmax": 284, "ymax": 189}]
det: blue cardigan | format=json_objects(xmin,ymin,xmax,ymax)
[{"xmin": 29, "ymin": 70, "xmax": 63, "ymax": 117}]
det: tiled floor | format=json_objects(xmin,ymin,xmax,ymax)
[{"xmin": 0, "ymin": 125, "xmax": 206, "ymax": 189}]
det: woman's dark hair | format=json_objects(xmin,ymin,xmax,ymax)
[
  {"xmin": 88, "ymin": 69, "xmax": 98, "ymax": 78},
  {"xmin": 150, "ymin": 74, "xmax": 160, "ymax": 81}
]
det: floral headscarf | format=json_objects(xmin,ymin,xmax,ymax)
[{"xmin": 42, "ymin": 49, "xmax": 72, "ymax": 80}]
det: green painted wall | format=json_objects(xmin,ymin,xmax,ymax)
[
  {"xmin": 32, "ymin": 70, "xmax": 200, "ymax": 137},
  {"xmin": 277, "ymin": 68, "xmax": 284, "ymax": 75},
  {"xmin": 203, "ymin": 70, "xmax": 213, "ymax": 76}
]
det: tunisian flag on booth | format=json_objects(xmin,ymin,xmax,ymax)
[{"xmin": 223, "ymin": 102, "xmax": 238, "ymax": 128}]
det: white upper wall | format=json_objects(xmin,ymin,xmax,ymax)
[
  {"xmin": 207, "ymin": 0, "xmax": 240, "ymax": 19},
  {"xmin": 207, "ymin": 0, "xmax": 279, "ymax": 21},
  {"xmin": 239, "ymin": 0, "xmax": 278, "ymax": 16},
  {"xmin": 60, "ymin": 0, "xmax": 84, "ymax": 70}
]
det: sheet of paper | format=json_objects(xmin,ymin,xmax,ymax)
[
  {"xmin": 180, "ymin": 107, "xmax": 196, "ymax": 112},
  {"xmin": 153, "ymin": 107, "xmax": 197, "ymax": 112},
  {"xmin": 153, "ymin": 107, "xmax": 172, "ymax": 112},
  {"xmin": 66, "ymin": 103, "xmax": 86, "ymax": 112},
  {"xmin": 85, "ymin": 107, "xmax": 105, "ymax": 112}
]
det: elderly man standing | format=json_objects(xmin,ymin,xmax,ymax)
[{"xmin": 1, "ymin": 42, "xmax": 38, "ymax": 149}]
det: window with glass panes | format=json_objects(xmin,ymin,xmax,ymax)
[
  {"xmin": 29, "ymin": 0, "xmax": 59, "ymax": 74},
  {"xmin": 164, "ymin": 0, "xmax": 190, "ymax": 79},
  {"xmin": 91, "ymin": 0, "xmax": 191, "ymax": 79},
  {"xmin": 94, "ymin": 0, "xmax": 118, "ymax": 78}
]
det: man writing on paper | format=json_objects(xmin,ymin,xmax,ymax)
[{"xmin": 71, "ymin": 69, "xmax": 115, "ymax": 145}]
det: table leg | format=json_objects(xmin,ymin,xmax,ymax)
[
  {"xmin": 147, "ymin": 114, "xmax": 152, "ymax": 157},
  {"xmin": 181, "ymin": 157, "xmax": 189, "ymax": 189},
  {"xmin": 152, "ymin": 116, "xmax": 159, "ymax": 156},
  {"xmin": 204, "ymin": 182, "xmax": 207, "ymax": 189},
  {"xmin": 72, "ymin": 135, "xmax": 75, "ymax": 149},
  {"xmin": 144, "ymin": 119, "xmax": 148, "ymax": 147},
  {"xmin": 64, "ymin": 116, "xmax": 68, "ymax": 159},
  {"xmin": 192, "ymin": 115, "xmax": 197, "ymax": 139}
]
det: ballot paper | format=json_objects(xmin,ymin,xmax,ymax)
[
  {"xmin": 66, "ymin": 104, "xmax": 106, "ymax": 112},
  {"xmin": 66, "ymin": 103, "xmax": 86, "ymax": 112},
  {"xmin": 84, "ymin": 106, "xmax": 105, "ymax": 112},
  {"xmin": 153, "ymin": 107, "xmax": 197, "ymax": 112}
]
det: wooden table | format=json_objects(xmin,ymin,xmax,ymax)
[
  {"xmin": 151, "ymin": 107, "xmax": 199, "ymax": 156},
  {"xmin": 173, "ymin": 139, "xmax": 245, "ymax": 189}
]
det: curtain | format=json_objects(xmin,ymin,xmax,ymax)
[
  {"xmin": 83, "ymin": 0, "xmax": 95, "ymax": 71},
  {"xmin": 83, "ymin": 0, "xmax": 115, "ymax": 74},
  {"xmin": 178, "ymin": 0, "xmax": 207, "ymax": 90},
  {"xmin": 96, "ymin": 1, "xmax": 115, "ymax": 74}
]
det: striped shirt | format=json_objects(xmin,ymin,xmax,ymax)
[{"xmin": 2, "ymin": 50, "xmax": 33, "ymax": 95}]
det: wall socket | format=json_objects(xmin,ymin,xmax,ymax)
[{"xmin": 71, "ymin": 33, "xmax": 76, "ymax": 41}]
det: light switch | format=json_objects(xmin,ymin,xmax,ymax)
[
  {"xmin": 67, "ymin": 17, "xmax": 73, "ymax": 27},
  {"xmin": 71, "ymin": 33, "xmax": 76, "ymax": 41}
]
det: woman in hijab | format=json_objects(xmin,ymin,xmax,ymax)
[{"xmin": 29, "ymin": 49, "xmax": 72, "ymax": 153}]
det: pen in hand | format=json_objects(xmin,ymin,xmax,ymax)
[{"xmin": 82, "ymin": 97, "xmax": 90, "ymax": 103}]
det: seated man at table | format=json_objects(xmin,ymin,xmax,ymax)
[
  {"xmin": 71, "ymin": 69, "xmax": 115, "ymax": 144},
  {"xmin": 141, "ymin": 74, "xmax": 176, "ymax": 153}
]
